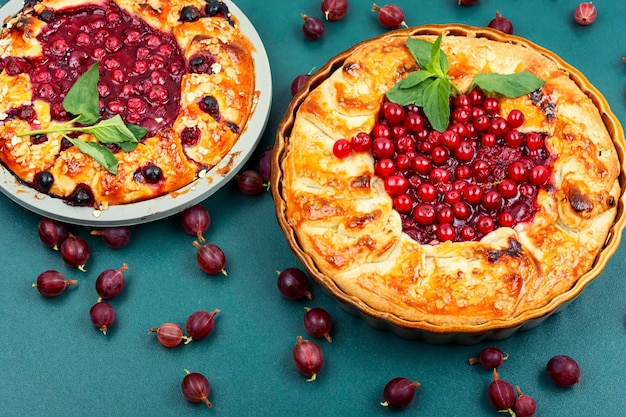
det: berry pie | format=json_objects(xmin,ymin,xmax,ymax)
[
  {"xmin": 274, "ymin": 26, "xmax": 624, "ymax": 334},
  {"xmin": 0, "ymin": 0, "xmax": 256, "ymax": 207}
]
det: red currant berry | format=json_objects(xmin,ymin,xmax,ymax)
[
  {"xmin": 393, "ymin": 194, "xmax": 413, "ymax": 213},
  {"xmin": 374, "ymin": 158, "xmax": 396, "ymax": 177},
  {"xmin": 333, "ymin": 139, "xmax": 352, "ymax": 159},
  {"xmin": 507, "ymin": 109, "xmax": 525, "ymax": 128},
  {"xmin": 498, "ymin": 211, "xmax": 516, "ymax": 227},
  {"xmin": 404, "ymin": 113, "xmax": 425, "ymax": 133},
  {"xmin": 414, "ymin": 203, "xmax": 436, "ymax": 225},
  {"xmin": 529, "ymin": 164, "xmax": 550, "ymax": 186},
  {"xmin": 351, "ymin": 132, "xmax": 372, "ymax": 152},
  {"xmin": 483, "ymin": 97, "xmax": 501, "ymax": 114},
  {"xmin": 436, "ymin": 223, "xmax": 456, "ymax": 242},
  {"xmin": 498, "ymin": 179, "xmax": 518, "ymax": 199},
  {"xmin": 384, "ymin": 175, "xmax": 409, "ymax": 196},
  {"xmin": 463, "ymin": 184, "xmax": 483, "ymax": 205},
  {"xmin": 508, "ymin": 161, "xmax": 528, "ymax": 183},
  {"xmin": 481, "ymin": 133, "xmax": 497, "ymax": 147},
  {"xmin": 417, "ymin": 182, "xmax": 437, "ymax": 203},
  {"xmin": 371, "ymin": 138, "xmax": 395, "ymax": 159},
  {"xmin": 476, "ymin": 215, "xmax": 496, "ymax": 234},
  {"xmin": 411, "ymin": 155, "xmax": 432, "ymax": 175},
  {"xmin": 382, "ymin": 102, "xmax": 406, "ymax": 124},
  {"xmin": 525, "ymin": 132, "xmax": 544, "ymax": 151},
  {"xmin": 482, "ymin": 190, "xmax": 503, "ymax": 211},
  {"xmin": 371, "ymin": 123, "xmax": 391, "ymax": 140}
]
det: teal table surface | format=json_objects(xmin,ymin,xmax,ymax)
[{"xmin": 1, "ymin": 0, "xmax": 625, "ymax": 416}]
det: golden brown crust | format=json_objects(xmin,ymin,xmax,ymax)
[
  {"xmin": 0, "ymin": 0, "xmax": 255, "ymax": 206},
  {"xmin": 279, "ymin": 31, "xmax": 621, "ymax": 326}
]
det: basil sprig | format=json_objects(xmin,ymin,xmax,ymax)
[
  {"xmin": 387, "ymin": 34, "xmax": 546, "ymax": 132},
  {"xmin": 18, "ymin": 64, "xmax": 147, "ymax": 175}
]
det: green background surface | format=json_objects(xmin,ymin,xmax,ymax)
[{"xmin": 1, "ymin": 0, "xmax": 625, "ymax": 416}]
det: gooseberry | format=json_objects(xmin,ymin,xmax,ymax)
[
  {"xmin": 89, "ymin": 301, "xmax": 116, "ymax": 335},
  {"xmin": 193, "ymin": 241, "xmax": 227, "ymax": 275},
  {"xmin": 514, "ymin": 386, "xmax": 537, "ymax": 417},
  {"xmin": 381, "ymin": 377, "xmax": 420, "ymax": 409},
  {"xmin": 33, "ymin": 270, "xmax": 77, "ymax": 297},
  {"xmin": 37, "ymin": 218, "xmax": 69, "ymax": 250},
  {"xmin": 236, "ymin": 169, "xmax": 266, "ymax": 195},
  {"xmin": 95, "ymin": 263, "xmax": 128, "ymax": 300},
  {"xmin": 182, "ymin": 204, "xmax": 211, "ymax": 242},
  {"xmin": 488, "ymin": 11, "xmax": 514, "ymax": 34},
  {"xmin": 292, "ymin": 336, "xmax": 324, "ymax": 381},
  {"xmin": 60, "ymin": 235, "xmax": 90, "ymax": 272},
  {"xmin": 546, "ymin": 355, "xmax": 581, "ymax": 387},
  {"xmin": 574, "ymin": 2, "xmax": 597, "ymax": 25},
  {"xmin": 185, "ymin": 309, "xmax": 220, "ymax": 341},
  {"xmin": 301, "ymin": 14, "xmax": 324, "ymax": 40},
  {"xmin": 277, "ymin": 267, "xmax": 312, "ymax": 300},
  {"xmin": 91, "ymin": 227, "xmax": 132, "ymax": 249},
  {"xmin": 372, "ymin": 3, "xmax": 406, "ymax": 29},
  {"xmin": 487, "ymin": 369, "xmax": 515, "ymax": 411},
  {"xmin": 321, "ymin": 0, "xmax": 348, "ymax": 21},
  {"xmin": 148, "ymin": 322, "xmax": 191, "ymax": 347},
  {"xmin": 469, "ymin": 346, "xmax": 508, "ymax": 369},
  {"xmin": 181, "ymin": 369, "xmax": 212, "ymax": 408},
  {"xmin": 303, "ymin": 307, "xmax": 333, "ymax": 343}
]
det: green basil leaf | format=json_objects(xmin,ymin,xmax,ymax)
[
  {"xmin": 422, "ymin": 77, "xmax": 451, "ymax": 133},
  {"xmin": 62, "ymin": 64, "xmax": 100, "ymax": 125},
  {"xmin": 67, "ymin": 138, "xmax": 118, "ymax": 175},
  {"xmin": 387, "ymin": 83, "xmax": 422, "ymax": 106},
  {"xmin": 427, "ymin": 34, "xmax": 449, "ymax": 76},
  {"xmin": 469, "ymin": 71, "xmax": 546, "ymax": 98},
  {"xmin": 387, "ymin": 77, "xmax": 435, "ymax": 108},
  {"xmin": 395, "ymin": 69, "xmax": 437, "ymax": 89},
  {"xmin": 125, "ymin": 123, "xmax": 148, "ymax": 141},
  {"xmin": 406, "ymin": 37, "xmax": 435, "ymax": 68},
  {"xmin": 118, "ymin": 141, "xmax": 139, "ymax": 152},
  {"xmin": 83, "ymin": 115, "xmax": 139, "ymax": 145}
]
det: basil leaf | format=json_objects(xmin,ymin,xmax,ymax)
[
  {"xmin": 67, "ymin": 138, "xmax": 118, "ymax": 175},
  {"xmin": 427, "ymin": 34, "xmax": 449, "ymax": 76},
  {"xmin": 125, "ymin": 123, "xmax": 148, "ymax": 141},
  {"xmin": 406, "ymin": 37, "xmax": 435, "ymax": 67},
  {"xmin": 395, "ymin": 69, "xmax": 437, "ymax": 89},
  {"xmin": 422, "ymin": 77, "xmax": 451, "ymax": 133},
  {"xmin": 62, "ymin": 64, "xmax": 100, "ymax": 125},
  {"xmin": 470, "ymin": 72, "xmax": 546, "ymax": 98},
  {"xmin": 387, "ymin": 83, "xmax": 422, "ymax": 106},
  {"xmin": 118, "ymin": 141, "xmax": 139, "ymax": 152},
  {"xmin": 83, "ymin": 115, "xmax": 139, "ymax": 145}
]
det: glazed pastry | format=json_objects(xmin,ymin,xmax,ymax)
[{"xmin": 275, "ymin": 27, "xmax": 622, "ymax": 328}]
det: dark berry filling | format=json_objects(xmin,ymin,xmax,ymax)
[
  {"xmin": 21, "ymin": 0, "xmax": 187, "ymax": 137},
  {"xmin": 342, "ymin": 89, "xmax": 555, "ymax": 245},
  {"xmin": 68, "ymin": 183, "xmax": 95, "ymax": 206},
  {"xmin": 35, "ymin": 170, "xmax": 54, "ymax": 191}
]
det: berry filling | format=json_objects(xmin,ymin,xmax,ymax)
[
  {"xmin": 339, "ymin": 89, "xmax": 555, "ymax": 245},
  {"xmin": 8, "ymin": 0, "xmax": 188, "ymax": 137}
]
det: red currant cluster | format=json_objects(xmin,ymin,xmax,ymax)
[{"xmin": 332, "ymin": 88, "xmax": 553, "ymax": 245}]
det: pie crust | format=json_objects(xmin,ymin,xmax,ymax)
[
  {"xmin": 273, "ymin": 25, "xmax": 626, "ymax": 339},
  {"xmin": 0, "ymin": 0, "xmax": 255, "ymax": 207}
]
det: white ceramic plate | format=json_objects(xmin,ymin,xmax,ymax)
[{"xmin": 0, "ymin": 0, "xmax": 272, "ymax": 226}]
